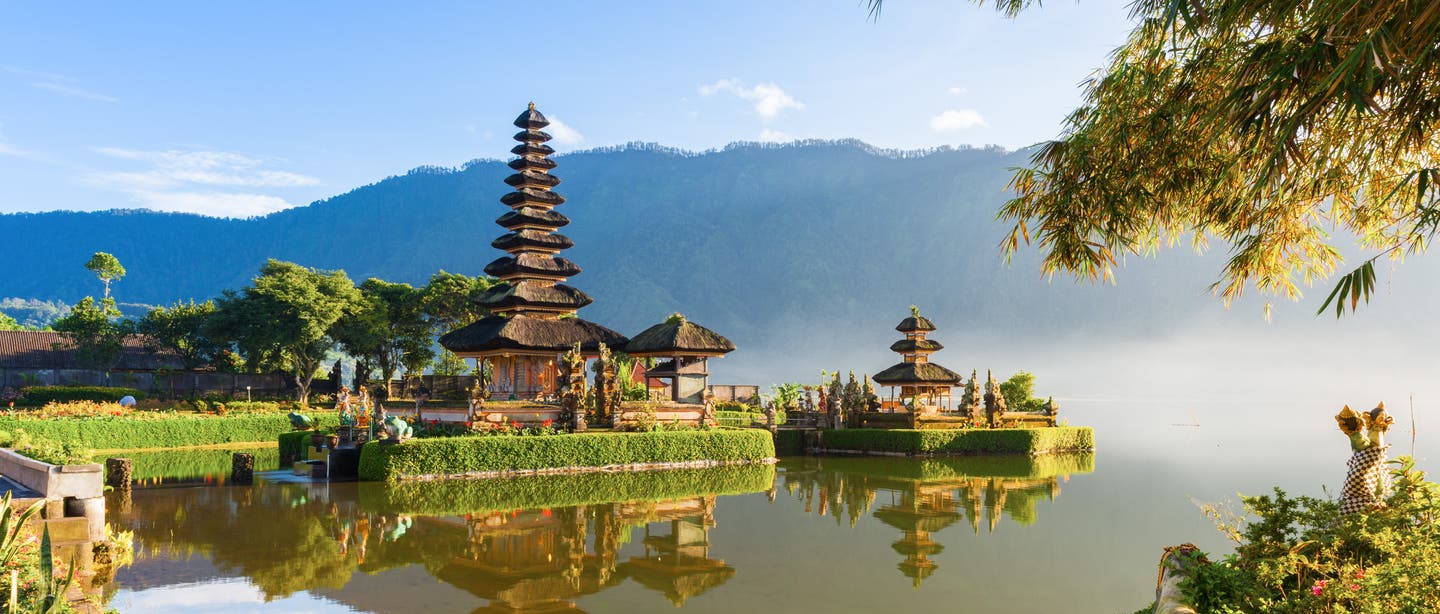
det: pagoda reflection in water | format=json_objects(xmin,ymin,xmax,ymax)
[{"xmin": 775, "ymin": 454, "xmax": 1093, "ymax": 587}]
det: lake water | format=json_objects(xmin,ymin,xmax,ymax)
[{"xmin": 97, "ymin": 398, "xmax": 1434, "ymax": 613}]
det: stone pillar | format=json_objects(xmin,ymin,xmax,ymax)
[
  {"xmin": 231, "ymin": 453, "xmax": 254, "ymax": 485},
  {"xmin": 104, "ymin": 458, "xmax": 132, "ymax": 491}
]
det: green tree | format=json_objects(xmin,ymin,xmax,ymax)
[
  {"xmin": 51, "ymin": 296, "xmax": 132, "ymax": 371},
  {"xmin": 333, "ymin": 279, "xmax": 434, "ymax": 395},
  {"xmin": 209, "ymin": 260, "xmax": 362, "ymax": 404},
  {"xmin": 137, "ymin": 300, "xmax": 225, "ymax": 371},
  {"xmin": 431, "ymin": 349, "xmax": 470, "ymax": 377},
  {"xmin": 0, "ymin": 311, "xmax": 22, "ymax": 331},
  {"xmin": 421, "ymin": 270, "xmax": 492, "ymax": 335},
  {"xmin": 999, "ymin": 371, "xmax": 1047, "ymax": 413},
  {"xmin": 871, "ymin": 0, "xmax": 1440, "ymax": 317},
  {"xmin": 84, "ymin": 252, "xmax": 126, "ymax": 300}
]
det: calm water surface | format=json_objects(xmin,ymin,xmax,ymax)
[{"xmin": 99, "ymin": 399, "xmax": 1434, "ymax": 613}]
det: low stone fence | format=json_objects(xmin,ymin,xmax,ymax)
[{"xmin": 0, "ymin": 448, "xmax": 104, "ymax": 541}]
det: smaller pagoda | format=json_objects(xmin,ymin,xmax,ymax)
[
  {"xmin": 871, "ymin": 306, "xmax": 962, "ymax": 414},
  {"xmin": 625, "ymin": 313, "xmax": 735, "ymax": 405}
]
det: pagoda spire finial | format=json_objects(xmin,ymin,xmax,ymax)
[{"xmin": 528, "ymin": 101, "xmax": 536, "ymax": 110}]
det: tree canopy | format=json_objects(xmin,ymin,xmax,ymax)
[
  {"xmin": 873, "ymin": 0, "xmax": 1440, "ymax": 317},
  {"xmin": 210, "ymin": 260, "xmax": 362, "ymax": 403},
  {"xmin": 333, "ymin": 279, "xmax": 434, "ymax": 393},
  {"xmin": 0, "ymin": 311, "xmax": 22, "ymax": 332},
  {"xmin": 138, "ymin": 300, "xmax": 228, "ymax": 371},
  {"xmin": 52, "ymin": 296, "xmax": 130, "ymax": 371},
  {"xmin": 84, "ymin": 252, "xmax": 126, "ymax": 300}
]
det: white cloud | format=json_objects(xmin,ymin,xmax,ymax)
[
  {"xmin": 31, "ymin": 81, "xmax": 117, "ymax": 102},
  {"xmin": 759, "ymin": 129, "xmax": 794, "ymax": 142},
  {"xmin": 545, "ymin": 117, "xmax": 585, "ymax": 146},
  {"xmin": 698, "ymin": 78, "xmax": 804, "ymax": 121},
  {"xmin": 90, "ymin": 148, "xmax": 320, "ymax": 189},
  {"xmin": 0, "ymin": 125, "xmax": 28, "ymax": 157},
  {"xmin": 947, "ymin": 86, "xmax": 968, "ymax": 96},
  {"xmin": 84, "ymin": 147, "xmax": 318, "ymax": 217},
  {"xmin": 127, "ymin": 191, "xmax": 296, "ymax": 217},
  {"xmin": 929, "ymin": 109, "xmax": 987, "ymax": 132}
]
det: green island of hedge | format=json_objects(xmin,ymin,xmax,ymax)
[
  {"xmin": 358, "ymin": 429, "xmax": 776, "ymax": 481},
  {"xmin": 356, "ymin": 462, "xmax": 776, "ymax": 514},
  {"xmin": 0, "ymin": 413, "xmax": 337, "ymax": 451},
  {"xmin": 818, "ymin": 426, "xmax": 1094, "ymax": 456}
]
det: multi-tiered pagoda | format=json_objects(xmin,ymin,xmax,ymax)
[
  {"xmin": 440, "ymin": 103, "xmax": 628, "ymax": 399},
  {"xmin": 872, "ymin": 307, "xmax": 962, "ymax": 411}
]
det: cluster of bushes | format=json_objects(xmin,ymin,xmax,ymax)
[
  {"xmin": 1148, "ymin": 457, "xmax": 1440, "ymax": 613},
  {"xmin": 14, "ymin": 385, "xmax": 145, "ymax": 406},
  {"xmin": 359, "ymin": 429, "xmax": 775, "ymax": 481},
  {"xmin": 819, "ymin": 427, "xmax": 1093, "ymax": 456},
  {"xmin": 0, "ymin": 413, "xmax": 336, "ymax": 450},
  {"xmin": 773, "ymin": 430, "xmax": 804, "ymax": 455},
  {"xmin": 715, "ymin": 409, "xmax": 787, "ymax": 427},
  {"xmin": 358, "ymin": 463, "xmax": 777, "ymax": 515},
  {"xmin": 0, "ymin": 429, "xmax": 92, "ymax": 465}
]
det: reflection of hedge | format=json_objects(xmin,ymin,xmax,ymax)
[
  {"xmin": 801, "ymin": 453, "xmax": 1095, "ymax": 481},
  {"xmin": 358, "ymin": 430, "xmax": 775, "ymax": 481},
  {"xmin": 358, "ymin": 463, "xmax": 776, "ymax": 514},
  {"xmin": 102, "ymin": 446, "xmax": 280, "ymax": 482},
  {"xmin": 774, "ymin": 430, "xmax": 804, "ymax": 456},
  {"xmin": 0, "ymin": 413, "xmax": 336, "ymax": 450},
  {"xmin": 19, "ymin": 386, "xmax": 144, "ymax": 406},
  {"xmin": 820, "ymin": 427, "xmax": 1094, "ymax": 456}
]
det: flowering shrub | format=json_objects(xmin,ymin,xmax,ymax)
[{"xmin": 1178, "ymin": 456, "xmax": 1440, "ymax": 612}]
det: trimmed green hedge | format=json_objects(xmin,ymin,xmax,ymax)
[
  {"xmin": 19, "ymin": 386, "xmax": 144, "ymax": 406},
  {"xmin": 0, "ymin": 413, "xmax": 337, "ymax": 450},
  {"xmin": 715, "ymin": 410, "xmax": 787, "ymax": 427},
  {"xmin": 102, "ymin": 446, "xmax": 280, "ymax": 482},
  {"xmin": 805, "ymin": 453, "xmax": 1096, "ymax": 481},
  {"xmin": 820, "ymin": 427, "xmax": 1094, "ymax": 456},
  {"xmin": 359, "ymin": 429, "xmax": 775, "ymax": 481},
  {"xmin": 357, "ymin": 463, "xmax": 776, "ymax": 515}
]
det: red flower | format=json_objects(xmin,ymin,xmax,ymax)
[{"xmin": 542, "ymin": 419, "xmax": 553, "ymax": 428}]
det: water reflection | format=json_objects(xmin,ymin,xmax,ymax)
[
  {"xmin": 105, "ymin": 454, "xmax": 1093, "ymax": 612},
  {"xmin": 775, "ymin": 455, "xmax": 1094, "ymax": 586}
]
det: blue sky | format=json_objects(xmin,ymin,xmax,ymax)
[{"xmin": 0, "ymin": 1, "xmax": 1133, "ymax": 217}]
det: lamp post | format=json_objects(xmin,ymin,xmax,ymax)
[{"xmin": 246, "ymin": 386, "xmax": 251, "ymax": 402}]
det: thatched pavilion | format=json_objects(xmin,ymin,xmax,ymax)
[
  {"xmin": 872, "ymin": 307, "xmax": 962, "ymax": 412},
  {"xmin": 624, "ymin": 314, "xmax": 735, "ymax": 404},
  {"xmin": 439, "ymin": 103, "xmax": 628, "ymax": 400}
]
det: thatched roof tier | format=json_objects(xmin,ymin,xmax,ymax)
[
  {"xmin": 873, "ymin": 508, "xmax": 963, "ymax": 533},
  {"xmin": 484, "ymin": 254, "xmax": 582, "ymax": 279},
  {"xmin": 891, "ymin": 536, "xmax": 945, "ymax": 556},
  {"xmin": 513, "ymin": 103, "xmax": 551, "ymax": 130},
  {"xmin": 501, "ymin": 188, "xmax": 566, "ymax": 208},
  {"xmin": 439, "ymin": 314, "xmax": 629, "ymax": 354},
  {"xmin": 889, "ymin": 339, "xmax": 943, "ymax": 353},
  {"xmin": 476, "ymin": 282, "xmax": 593, "ymax": 312},
  {"xmin": 511, "ymin": 142, "xmax": 556, "ymax": 158},
  {"xmin": 503, "ymin": 170, "xmax": 561, "ymax": 190},
  {"xmin": 620, "ymin": 558, "xmax": 736, "ymax": 606},
  {"xmin": 873, "ymin": 362, "xmax": 962, "ymax": 386},
  {"xmin": 507, "ymin": 156, "xmax": 557, "ymax": 172},
  {"xmin": 491, "ymin": 230, "xmax": 574, "ymax": 253},
  {"xmin": 511, "ymin": 129, "xmax": 552, "ymax": 143},
  {"xmin": 896, "ymin": 315, "xmax": 937, "ymax": 333},
  {"xmin": 496, "ymin": 207, "xmax": 569, "ymax": 230},
  {"xmin": 625, "ymin": 316, "xmax": 736, "ymax": 357}
]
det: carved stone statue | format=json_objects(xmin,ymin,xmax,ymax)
[
  {"xmin": 843, "ymin": 371, "xmax": 862, "ymax": 416},
  {"xmin": 827, "ymin": 372, "xmax": 844, "ymax": 429},
  {"xmin": 862, "ymin": 375, "xmax": 881, "ymax": 412},
  {"xmin": 701, "ymin": 388, "xmax": 717, "ymax": 428},
  {"xmin": 382, "ymin": 415, "xmax": 413, "ymax": 442},
  {"xmin": 1337, "ymin": 403, "xmax": 1393, "ymax": 515},
  {"xmin": 982, "ymin": 370, "xmax": 1006, "ymax": 428},
  {"xmin": 561, "ymin": 343, "xmax": 588, "ymax": 432},
  {"xmin": 593, "ymin": 343, "xmax": 619, "ymax": 426},
  {"xmin": 960, "ymin": 370, "xmax": 981, "ymax": 421}
]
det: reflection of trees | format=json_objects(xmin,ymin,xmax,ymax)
[
  {"xmin": 776, "ymin": 454, "xmax": 1090, "ymax": 587},
  {"xmin": 116, "ymin": 481, "xmax": 736, "ymax": 612}
]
